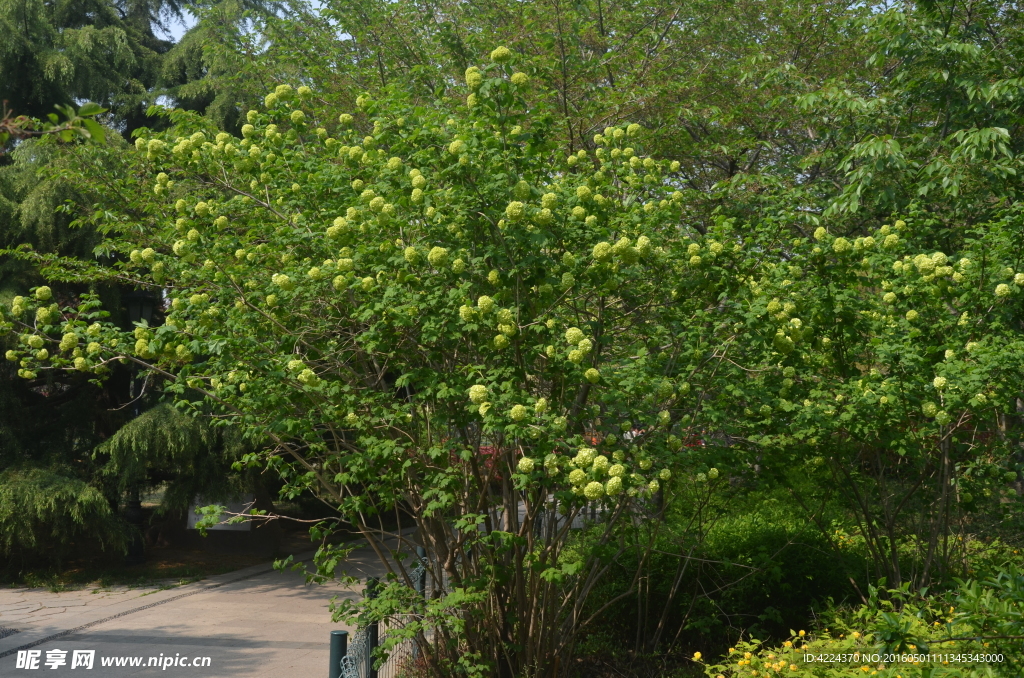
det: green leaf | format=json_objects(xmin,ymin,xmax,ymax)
[{"xmin": 77, "ymin": 102, "xmax": 107, "ymax": 117}]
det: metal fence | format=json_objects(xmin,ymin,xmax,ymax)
[{"xmin": 335, "ymin": 551, "xmax": 439, "ymax": 678}]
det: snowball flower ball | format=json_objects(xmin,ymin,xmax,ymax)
[
  {"xmin": 517, "ymin": 457, "xmax": 535, "ymax": 473},
  {"xmin": 922, "ymin": 402, "xmax": 938, "ymax": 417},
  {"xmin": 592, "ymin": 242, "xmax": 612, "ymax": 261},
  {"xmin": 935, "ymin": 411, "xmax": 952, "ymax": 425},
  {"xmin": 584, "ymin": 481, "xmax": 605, "ymax": 500},
  {"xmin": 427, "ymin": 246, "xmax": 449, "ymax": 267},
  {"xmin": 608, "ymin": 463, "xmax": 625, "ymax": 478},
  {"xmin": 468, "ymin": 384, "xmax": 489, "ymax": 404},
  {"xmin": 933, "ymin": 376, "xmax": 947, "ymax": 390},
  {"xmin": 490, "ymin": 46, "xmax": 513, "ymax": 63},
  {"xmin": 905, "ymin": 310, "xmax": 919, "ymax": 321},
  {"xmin": 592, "ymin": 455, "xmax": 610, "ymax": 474},
  {"xmin": 708, "ymin": 467, "xmax": 719, "ymax": 479},
  {"xmin": 659, "ymin": 469, "xmax": 671, "ymax": 481},
  {"xmin": 584, "ymin": 368, "xmax": 600, "ymax": 383},
  {"xmin": 606, "ymin": 476, "xmax": 623, "ymax": 496},
  {"xmin": 510, "ymin": 404, "xmax": 528, "ymax": 421},
  {"xmin": 35, "ymin": 286, "xmax": 52, "ymax": 301},
  {"xmin": 290, "ymin": 109, "xmax": 305, "ymax": 124},
  {"xmin": 505, "ymin": 201, "xmax": 525, "ymax": 220},
  {"xmin": 832, "ymin": 237, "xmax": 851, "ymax": 253},
  {"xmin": 995, "ymin": 283, "xmax": 1011, "ymax": 298},
  {"xmin": 477, "ymin": 295, "xmax": 495, "ymax": 313},
  {"xmin": 565, "ymin": 327, "xmax": 584, "ymax": 345},
  {"xmin": 511, "ymin": 72, "xmax": 528, "ymax": 85},
  {"xmin": 574, "ymin": 447, "xmax": 596, "ymax": 467}
]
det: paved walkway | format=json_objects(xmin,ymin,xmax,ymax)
[{"xmin": 0, "ymin": 542, "xmax": 397, "ymax": 676}]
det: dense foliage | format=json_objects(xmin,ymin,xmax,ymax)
[{"xmin": 2, "ymin": 0, "xmax": 1024, "ymax": 676}]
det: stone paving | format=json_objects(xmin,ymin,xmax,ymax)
[{"xmin": 0, "ymin": 541, "xmax": 398, "ymax": 677}]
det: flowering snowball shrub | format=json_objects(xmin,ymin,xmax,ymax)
[
  {"xmin": 6, "ymin": 48, "xmax": 1024, "ymax": 678},
  {"xmin": 0, "ymin": 60, "xmax": 748, "ymax": 678}
]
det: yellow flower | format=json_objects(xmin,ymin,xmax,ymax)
[
  {"xmin": 584, "ymin": 481, "xmax": 604, "ymax": 500},
  {"xmin": 490, "ymin": 45, "xmax": 513, "ymax": 63},
  {"xmin": 693, "ymin": 652, "xmax": 702, "ymax": 661},
  {"xmin": 832, "ymin": 237, "xmax": 851, "ymax": 253},
  {"xmin": 427, "ymin": 246, "xmax": 449, "ymax": 267}
]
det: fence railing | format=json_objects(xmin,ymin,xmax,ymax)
[{"xmin": 331, "ymin": 548, "xmax": 439, "ymax": 678}]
